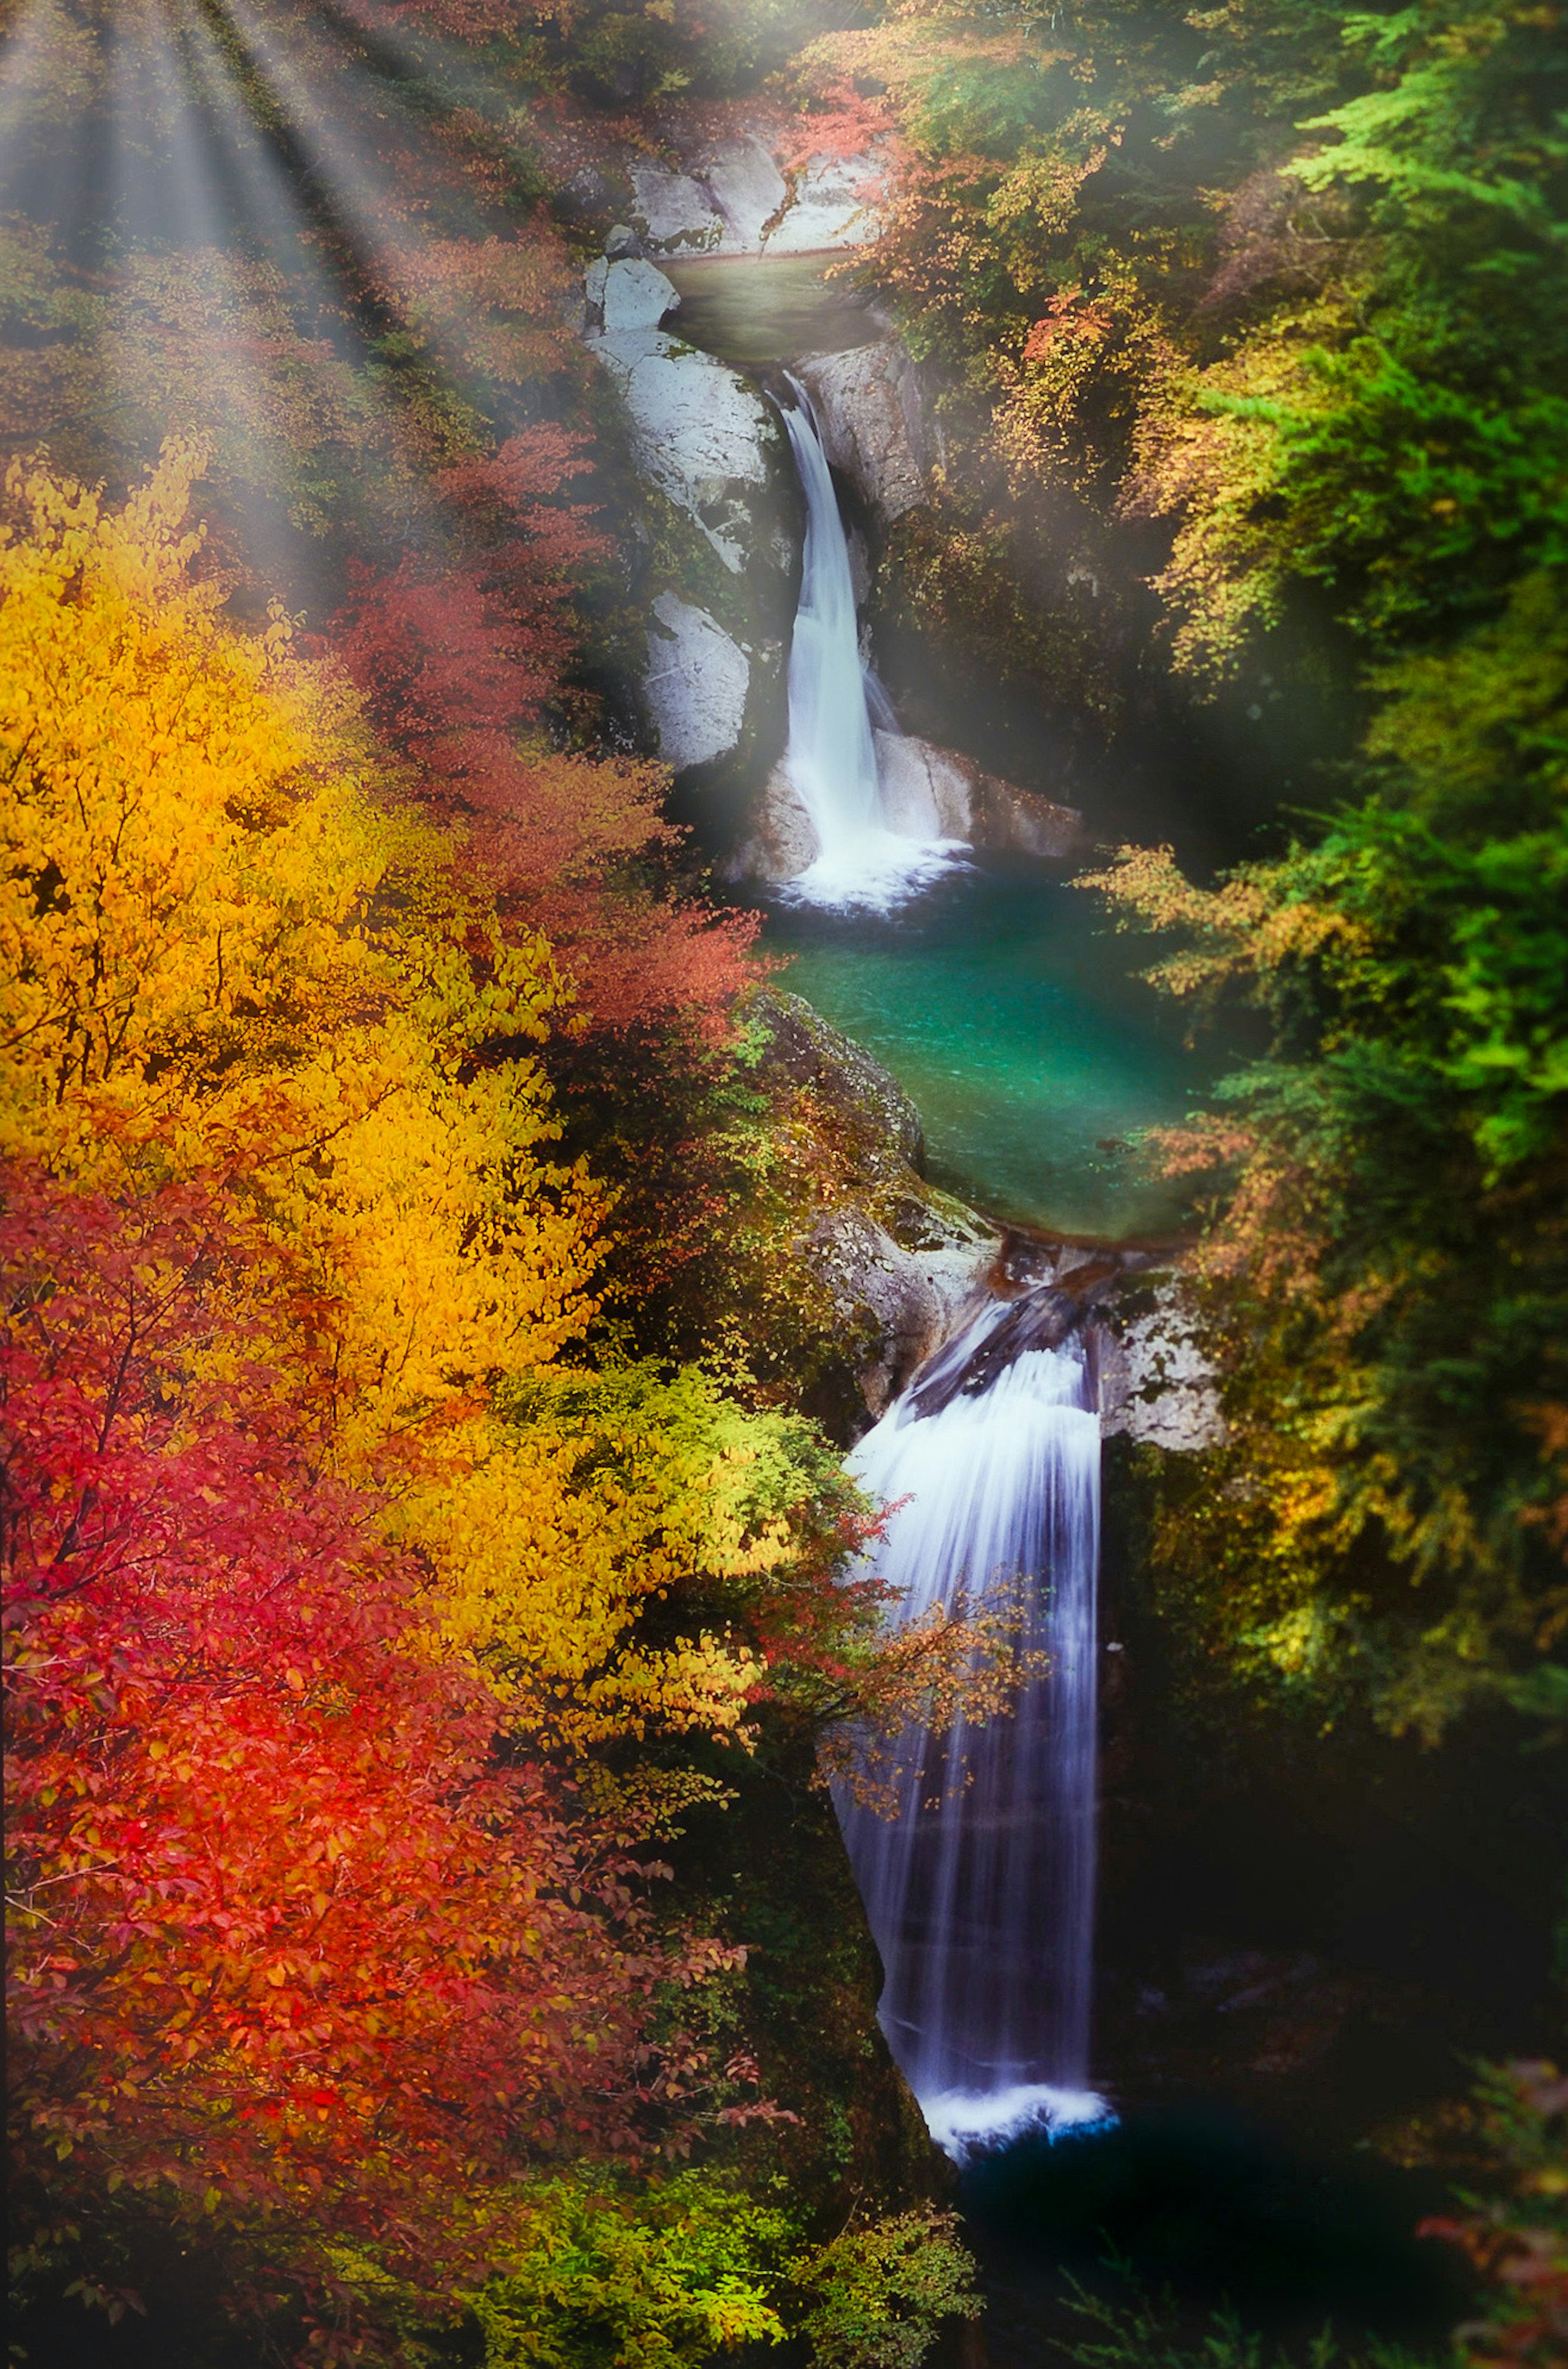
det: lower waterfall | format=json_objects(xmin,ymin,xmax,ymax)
[
  {"xmin": 833, "ymin": 1293, "xmax": 1111, "ymax": 2161},
  {"xmin": 777, "ymin": 378, "xmax": 958, "ymax": 911}
]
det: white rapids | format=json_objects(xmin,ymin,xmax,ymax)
[
  {"xmin": 833, "ymin": 1295, "xmax": 1114, "ymax": 2161},
  {"xmin": 776, "ymin": 377, "xmax": 962, "ymax": 912}
]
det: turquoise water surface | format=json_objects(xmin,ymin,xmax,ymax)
[{"xmin": 762, "ymin": 861, "xmax": 1214, "ymax": 1241}]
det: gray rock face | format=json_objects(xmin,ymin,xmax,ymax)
[
  {"xmin": 875, "ymin": 734, "xmax": 1088, "ymax": 862},
  {"xmin": 586, "ymin": 265, "xmax": 776, "ymax": 574},
  {"xmin": 643, "ymin": 593, "xmax": 751, "ymax": 771},
  {"xmin": 1099, "ymin": 1290, "xmax": 1226, "ymax": 1453},
  {"xmin": 627, "ymin": 138, "xmax": 881, "ymax": 256},
  {"xmin": 793, "ymin": 341, "xmax": 930, "ymax": 522},
  {"xmin": 729, "ymin": 734, "xmax": 1087, "ymax": 883}
]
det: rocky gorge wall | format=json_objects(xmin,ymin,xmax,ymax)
[{"xmin": 570, "ymin": 121, "xmax": 1100, "ymax": 882}]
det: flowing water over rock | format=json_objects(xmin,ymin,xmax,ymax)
[
  {"xmin": 834, "ymin": 1293, "xmax": 1111, "ymax": 2160},
  {"xmin": 776, "ymin": 379, "xmax": 962, "ymax": 911}
]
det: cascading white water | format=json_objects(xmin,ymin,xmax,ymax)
[
  {"xmin": 777, "ymin": 379, "xmax": 959, "ymax": 911},
  {"xmin": 833, "ymin": 1295, "xmax": 1110, "ymax": 2160}
]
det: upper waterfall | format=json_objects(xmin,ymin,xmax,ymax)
[
  {"xmin": 833, "ymin": 1289, "xmax": 1111, "ymax": 2160},
  {"xmin": 777, "ymin": 378, "xmax": 960, "ymax": 911}
]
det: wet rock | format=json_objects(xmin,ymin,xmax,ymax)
[
  {"xmin": 875, "ymin": 733, "xmax": 1087, "ymax": 861},
  {"xmin": 643, "ymin": 593, "xmax": 751, "ymax": 771},
  {"xmin": 909, "ymin": 1256, "xmax": 1123, "ymax": 1420},
  {"xmin": 793, "ymin": 340, "xmax": 930, "ymax": 522},
  {"xmin": 1098, "ymin": 1282, "xmax": 1226, "ymax": 1452}
]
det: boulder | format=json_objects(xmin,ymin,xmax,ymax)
[
  {"xmin": 747, "ymin": 989, "xmax": 1000, "ymax": 1417},
  {"xmin": 584, "ymin": 254, "xmax": 678, "ymax": 333},
  {"xmin": 751, "ymin": 987, "xmax": 924, "ymax": 1173},
  {"xmin": 875, "ymin": 733, "xmax": 1087, "ymax": 862},
  {"xmin": 727, "ymin": 761, "xmax": 816, "ymax": 881},
  {"xmin": 629, "ymin": 158, "xmax": 724, "ymax": 250},
  {"xmin": 793, "ymin": 341, "xmax": 929, "ymax": 521},
  {"xmin": 643, "ymin": 593, "xmax": 751, "ymax": 772}
]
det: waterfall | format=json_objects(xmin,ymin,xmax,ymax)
[
  {"xmin": 777, "ymin": 378, "xmax": 958, "ymax": 911},
  {"xmin": 833, "ymin": 1294, "xmax": 1110, "ymax": 2160}
]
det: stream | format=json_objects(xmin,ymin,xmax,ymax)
[{"xmin": 666, "ymin": 250, "xmax": 1470, "ymax": 2362}]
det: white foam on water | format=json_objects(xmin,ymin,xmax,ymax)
[
  {"xmin": 775, "ymin": 826, "xmax": 968, "ymax": 915},
  {"xmin": 921, "ymin": 2081, "xmax": 1117, "ymax": 2164}
]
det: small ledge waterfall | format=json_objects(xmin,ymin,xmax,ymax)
[
  {"xmin": 833, "ymin": 1293, "xmax": 1109, "ymax": 2160},
  {"xmin": 777, "ymin": 378, "xmax": 958, "ymax": 911}
]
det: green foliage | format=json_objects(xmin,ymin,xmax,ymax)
[
  {"xmin": 464, "ymin": 2173, "xmax": 792, "ymax": 2367},
  {"xmin": 1049, "ymin": 2277, "xmax": 1439, "ymax": 2369},
  {"xmin": 792, "ymin": 2208, "xmax": 980, "ymax": 2369},
  {"xmin": 425, "ymin": 2186, "xmax": 976, "ymax": 2369}
]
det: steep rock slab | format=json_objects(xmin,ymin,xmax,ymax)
[
  {"xmin": 587, "ymin": 261, "xmax": 775, "ymax": 573},
  {"xmin": 696, "ymin": 134, "xmax": 789, "ymax": 251},
  {"xmin": 583, "ymin": 250, "xmax": 794, "ymax": 779},
  {"xmin": 793, "ymin": 341, "xmax": 930, "ymax": 522},
  {"xmin": 627, "ymin": 140, "xmax": 880, "ymax": 256},
  {"xmin": 643, "ymin": 593, "xmax": 751, "ymax": 772}
]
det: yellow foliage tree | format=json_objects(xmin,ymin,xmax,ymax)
[{"xmin": 0, "ymin": 443, "xmax": 769, "ymax": 1746}]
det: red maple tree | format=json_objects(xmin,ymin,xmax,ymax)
[
  {"xmin": 329, "ymin": 423, "xmax": 761, "ymax": 1038},
  {"xmin": 2, "ymin": 1173, "xmax": 733, "ymax": 2345}
]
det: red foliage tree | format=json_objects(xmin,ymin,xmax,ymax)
[
  {"xmin": 329, "ymin": 423, "xmax": 760, "ymax": 1038},
  {"xmin": 2, "ymin": 1173, "xmax": 730, "ymax": 2343}
]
